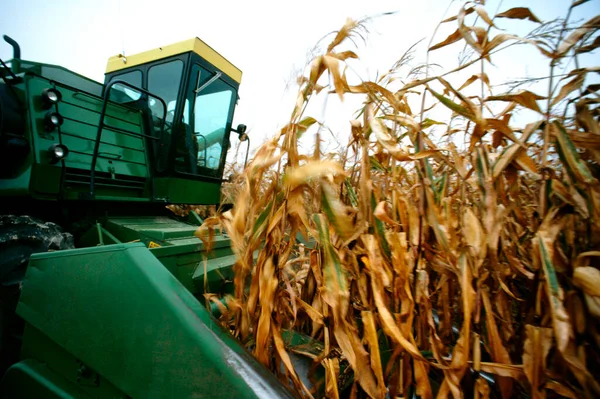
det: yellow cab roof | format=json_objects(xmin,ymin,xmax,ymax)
[{"xmin": 105, "ymin": 37, "xmax": 242, "ymax": 84}]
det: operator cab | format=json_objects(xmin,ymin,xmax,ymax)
[{"xmin": 103, "ymin": 38, "xmax": 246, "ymax": 182}]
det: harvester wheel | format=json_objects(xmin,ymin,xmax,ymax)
[{"xmin": 0, "ymin": 215, "xmax": 74, "ymax": 375}]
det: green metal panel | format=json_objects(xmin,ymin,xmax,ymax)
[
  {"xmin": 0, "ymin": 79, "xmax": 33, "ymax": 197},
  {"xmin": 103, "ymin": 216, "xmax": 201, "ymax": 244},
  {"xmin": 16, "ymin": 243, "xmax": 294, "ymax": 398},
  {"xmin": 0, "ymin": 359, "xmax": 93, "ymax": 398},
  {"xmin": 153, "ymin": 177, "xmax": 221, "ymax": 204},
  {"xmin": 156, "ymin": 243, "xmax": 235, "ymax": 294},
  {"xmin": 30, "ymin": 163, "xmax": 61, "ymax": 196},
  {"xmin": 15, "ymin": 73, "xmax": 156, "ymax": 201},
  {"xmin": 0, "ymin": 325, "xmax": 127, "ymax": 398},
  {"xmin": 101, "ymin": 217, "xmax": 235, "ymax": 293},
  {"xmin": 25, "ymin": 75, "xmax": 149, "ymax": 180},
  {"xmin": 0, "ymin": 165, "xmax": 32, "ymax": 197},
  {"xmin": 190, "ymin": 253, "xmax": 237, "ymax": 294},
  {"xmin": 108, "ymin": 217, "xmax": 200, "ymax": 241},
  {"xmin": 3, "ymin": 60, "xmax": 231, "ymax": 205},
  {"xmin": 18, "ymin": 59, "xmax": 104, "ymax": 97}
]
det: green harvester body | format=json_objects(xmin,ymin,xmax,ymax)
[{"xmin": 0, "ymin": 36, "xmax": 296, "ymax": 398}]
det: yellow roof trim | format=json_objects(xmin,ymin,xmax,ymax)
[{"xmin": 105, "ymin": 38, "xmax": 242, "ymax": 84}]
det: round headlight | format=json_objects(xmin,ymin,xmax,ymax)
[
  {"xmin": 48, "ymin": 144, "xmax": 69, "ymax": 164},
  {"xmin": 53, "ymin": 146, "xmax": 65, "ymax": 158},
  {"xmin": 41, "ymin": 88, "xmax": 62, "ymax": 109},
  {"xmin": 44, "ymin": 111, "xmax": 64, "ymax": 132},
  {"xmin": 47, "ymin": 91, "xmax": 58, "ymax": 102}
]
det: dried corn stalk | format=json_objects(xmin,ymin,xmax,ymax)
[{"xmin": 200, "ymin": 2, "xmax": 600, "ymax": 398}]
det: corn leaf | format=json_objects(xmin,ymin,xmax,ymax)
[
  {"xmin": 552, "ymin": 122, "xmax": 595, "ymax": 185},
  {"xmin": 496, "ymin": 7, "xmax": 541, "ymax": 23},
  {"xmin": 429, "ymin": 29, "xmax": 462, "ymax": 51},
  {"xmin": 486, "ymin": 90, "xmax": 545, "ymax": 113}
]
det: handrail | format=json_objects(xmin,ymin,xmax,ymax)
[
  {"xmin": 195, "ymin": 133, "xmax": 208, "ymax": 167},
  {"xmin": 85, "ymin": 80, "xmax": 167, "ymax": 199}
]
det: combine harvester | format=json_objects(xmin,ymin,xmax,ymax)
[{"xmin": 0, "ymin": 35, "xmax": 297, "ymax": 398}]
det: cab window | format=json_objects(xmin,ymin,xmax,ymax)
[
  {"xmin": 148, "ymin": 60, "xmax": 184, "ymax": 124},
  {"xmin": 194, "ymin": 81, "xmax": 234, "ymax": 170},
  {"xmin": 176, "ymin": 65, "xmax": 235, "ymax": 175},
  {"xmin": 108, "ymin": 70, "xmax": 142, "ymax": 103}
]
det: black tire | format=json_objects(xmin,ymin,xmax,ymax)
[{"xmin": 0, "ymin": 215, "xmax": 73, "ymax": 375}]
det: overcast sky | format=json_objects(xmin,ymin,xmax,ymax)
[{"xmin": 1, "ymin": 0, "xmax": 598, "ymax": 163}]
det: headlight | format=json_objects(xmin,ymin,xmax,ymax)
[
  {"xmin": 41, "ymin": 88, "xmax": 62, "ymax": 109},
  {"xmin": 48, "ymin": 143, "xmax": 69, "ymax": 164},
  {"xmin": 44, "ymin": 111, "xmax": 64, "ymax": 132}
]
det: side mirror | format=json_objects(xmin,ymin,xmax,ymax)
[
  {"xmin": 232, "ymin": 123, "xmax": 248, "ymax": 141},
  {"xmin": 231, "ymin": 123, "xmax": 250, "ymax": 168},
  {"xmin": 232, "ymin": 123, "xmax": 247, "ymax": 134}
]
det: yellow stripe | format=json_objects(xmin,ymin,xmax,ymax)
[{"xmin": 105, "ymin": 38, "xmax": 242, "ymax": 83}]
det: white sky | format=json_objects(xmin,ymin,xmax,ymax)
[{"xmin": 2, "ymin": 0, "xmax": 598, "ymax": 163}]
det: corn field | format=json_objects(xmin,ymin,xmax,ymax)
[{"xmin": 196, "ymin": 1, "xmax": 600, "ymax": 398}]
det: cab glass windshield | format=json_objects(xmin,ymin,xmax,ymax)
[{"xmin": 176, "ymin": 65, "xmax": 235, "ymax": 175}]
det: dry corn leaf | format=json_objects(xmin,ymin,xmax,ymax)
[
  {"xmin": 366, "ymin": 251, "xmax": 425, "ymax": 360},
  {"xmin": 194, "ymin": 215, "xmax": 220, "ymax": 251},
  {"xmin": 283, "ymin": 160, "xmax": 345, "ymax": 190},
  {"xmin": 557, "ymin": 15, "xmax": 600, "ymax": 56},
  {"xmin": 382, "ymin": 112, "xmax": 420, "ymax": 132},
  {"xmin": 482, "ymin": 290, "xmax": 513, "ymax": 399},
  {"xmin": 575, "ymin": 251, "xmax": 600, "ymax": 267},
  {"xmin": 483, "ymin": 33, "xmax": 520, "ymax": 55},
  {"xmin": 514, "ymin": 151, "xmax": 539, "ymax": 177},
  {"xmin": 552, "ymin": 122, "xmax": 596, "ymax": 185},
  {"xmin": 327, "ymin": 18, "xmax": 360, "ymax": 53},
  {"xmin": 414, "ymin": 357, "xmax": 433, "ymax": 399},
  {"xmin": 496, "ymin": 7, "xmax": 541, "ymax": 23},
  {"xmin": 584, "ymin": 293, "xmax": 600, "ymax": 318},
  {"xmin": 567, "ymin": 129, "xmax": 600, "ymax": 149},
  {"xmin": 207, "ymin": 12, "xmax": 600, "ymax": 399},
  {"xmin": 551, "ymin": 73, "xmax": 585, "ymax": 106},
  {"xmin": 438, "ymin": 77, "xmax": 483, "ymax": 123},
  {"xmin": 313, "ymin": 214, "xmax": 349, "ymax": 307},
  {"xmin": 438, "ymin": 253, "xmax": 476, "ymax": 399},
  {"xmin": 441, "ymin": 6, "xmax": 474, "ymax": 23},
  {"xmin": 486, "ymin": 118, "xmax": 524, "ymax": 145},
  {"xmin": 462, "ymin": 208, "xmax": 485, "ymax": 260},
  {"xmin": 361, "ymin": 311, "xmax": 386, "ymax": 398},
  {"xmin": 576, "ymin": 35, "xmax": 600, "ymax": 54},
  {"xmin": 429, "ymin": 28, "xmax": 463, "ymax": 51},
  {"xmin": 347, "ymin": 82, "xmax": 402, "ymax": 110},
  {"xmin": 321, "ymin": 183, "xmax": 355, "ymax": 241},
  {"xmin": 534, "ymin": 209, "xmax": 572, "ymax": 353},
  {"xmin": 572, "ymin": 0, "xmax": 591, "ymax": 8},
  {"xmin": 475, "ymin": 6, "xmax": 495, "ymax": 27},
  {"xmin": 323, "ymin": 358, "xmax": 340, "ymax": 399},
  {"xmin": 477, "ymin": 362, "xmax": 524, "ymax": 379},
  {"xmin": 458, "ymin": 73, "xmax": 492, "ymax": 92},
  {"xmin": 373, "ymin": 201, "xmax": 396, "ymax": 226},
  {"xmin": 523, "ymin": 325, "xmax": 553, "ymax": 399},
  {"xmin": 486, "ymin": 90, "xmax": 545, "ymax": 113},
  {"xmin": 458, "ymin": 5, "xmax": 483, "ymax": 54},
  {"xmin": 428, "ymin": 86, "xmax": 478, "ymax": 121},
  {"xmin": 573, "ymin": 266, "xmax": 600, "ymax": 296},
  {"xmin": 272, "ymin": 324, "xmax": 315, "ymax": 398},
  {"xmin": 492, "ymin": 144, "xmax": 521, "ymax": 179},
  {"xmin": 255, "ymin": 256, "xmax": 278, "ymax": 365},
  {"xmin": 544, "ymin": 380, "xmax": 577, "ymax": 399},
  {"xmin": 322, "ymin": 55, "xmax": 348, "ymax": 101},
  {"xmin": 296, "ymin": 298, "xmax": 324, "ymax": 324},
  {"xmin": 370, "ymin": 116, "xmax": 437, "ymax": 162}
]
